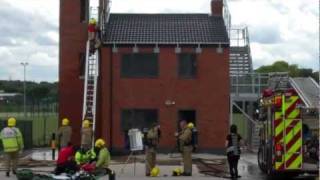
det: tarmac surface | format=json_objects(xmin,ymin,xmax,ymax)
[{"xmin": 0, "ymin": 149, "xmax": 318, "ymax": 180}]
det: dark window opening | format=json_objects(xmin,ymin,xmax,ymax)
[
  {"xmin": 178, "ymin": 110, "xmax": 196, "ymax": 130},
  {"xmin": 178, "ymin": 53, "xmax": 197, "ymax": 78},
  {"xmin": 121, "ymin": 53, "xmax": 159, "ymax": 78},
  {"xmin": 79, "ymin": 53, "xmax": 86, "ymax": 77},
  {"xmin": 121, "ymin": 109, "xmax": 158, "ymax": 131},
  {"xmin": 80, "ymin": 0, "xmax": 89, "ymax": 22}
]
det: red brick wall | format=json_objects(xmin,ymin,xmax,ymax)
[
  {"xmin": 99, "ymin": 46, "xmax": 230, "ymax": 151},
  {"xmin": 59, "ymin": 0, "xmax": 87, "ymax": 143}
]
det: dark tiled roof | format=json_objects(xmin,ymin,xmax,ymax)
[{"xmin": 103, "ymin": 13, "xmax": 229, "ymax": 45}]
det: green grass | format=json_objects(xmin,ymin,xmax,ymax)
[{"xmin": 0, "ymin": 112, "xmax": 58, "ymax": 147}]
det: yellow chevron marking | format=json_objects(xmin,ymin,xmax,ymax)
[{"xmin": 287, "ymin": 154, "xmax": 302, "ymax": 169}]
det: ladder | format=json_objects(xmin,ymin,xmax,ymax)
[{"xmin": 82, "ymin": 41, "xmax": 99, "ymax": 134}]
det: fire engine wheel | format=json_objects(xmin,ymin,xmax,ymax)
[{"xmin": 258, "ymin": 147, "xmax": 267, "ymax": 173}]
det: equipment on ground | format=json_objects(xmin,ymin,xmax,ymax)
[
  {"xmin": 119, "ymin": 129, "xmax": 144, "ymax": 176},
  {"xmin": 172, "ymin": 168, "xmax": 182, "ymax": 176},
  {"xmin": 150, "ymin": 167, "xmax": 160, "ymax": 177}
]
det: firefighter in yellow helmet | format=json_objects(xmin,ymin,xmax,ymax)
[
  {"xmin": 177, "ymin": 120, "xmax": 193, "ymax": 176},
  {"xmin": 144, "ymin": 123, "xmax": 161, "ymax": 176},
  {"xmin": 0, "ymin": 117, "xmax": 24, "ymax": 177},
  {"xmin": 57, "ymin": 118, "xmax": 72, "ymax": 149},
  {"xmin": 90, "ymin": 139, "xmax": 112, "ymax": 176},
  {"xmin": 81, "ymin": 119, "xmax": 93, "ymax": 150}
]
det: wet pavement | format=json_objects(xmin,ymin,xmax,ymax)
[{"xmin": 0, "ymin": 150, "xmax": 318, "ymax": 179}]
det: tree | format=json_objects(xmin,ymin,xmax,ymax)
[{"xmin": 255, "ymin": 61, "xmax": 318, "ymax": 82}]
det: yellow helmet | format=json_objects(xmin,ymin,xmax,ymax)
[
  {"xmin": 7, "ymin": 117, "xmax": 16, "ymax": 127},
  {"xmin": 187, "ymin": 122, "xmax": 194, "ymax": 129},
  {"xmin": 95, "ymin": 139, "xmax": 106, "ymax": 148},
  {"xmin": 150, "ymin": 167, "xmax": 160, "ymax": 177},
  {"xmin": 172, "ymin": 168, "xmax": 182, "ymax": 176},
  {"xmin": 82, "ymin": 120, "xmax": 90, "ymax": 128},
  {"xmin": 62, "ymin": 118, "xmax": 70, "ymax": 126},
  {"xmin": 89, "ymin": 18, "xmax": 97, "ymax": 25}
]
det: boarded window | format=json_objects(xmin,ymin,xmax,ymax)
[
  {"xmin": 121, "ymin": 54, "xmax": 159, "ymax": 78},
  {"xmin": 80, "ymin": 0, "xmax": 89, "ymax": 22},
  {"xmin": 178, "ymin": 54, "xmax": 197, "ymax": 78},
  {"xmin": 121, "ymin": 109, "xmax": 158, "ymax": 131}
]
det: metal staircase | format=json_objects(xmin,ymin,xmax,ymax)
[
  {"xmin": 289, "ymin": 77, "xmax": 319, "ymax": 109},
  {"xmin": 229, "ymin": 27, "xmax": 253, "ymax": 74}
]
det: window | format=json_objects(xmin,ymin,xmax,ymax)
[
  {"xmin": 80, "ymin": 0, "xmax": 89, "ymax": 22},
  {"xmin": 178, "ymin": 53, "xmax": 197, "ymax": 78},
  {"xmin": 121, "ymin": 109, "xmax": 158, "ymax": 131},
  {"xmin": 79, "ymin": 53, "xmax": 86, "ymax": 76},
  {"xmin": 121, "ymin": 54, "xmax": 159, "ymax": 78}
]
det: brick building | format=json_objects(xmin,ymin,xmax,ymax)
[{"xmin": 59, "ymin": 0, "xmax": 230, "ymax": 153}]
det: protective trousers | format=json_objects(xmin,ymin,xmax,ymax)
[
  {"xmin": 145, "ymin": 147, "xmax": 156, "ymax": 174},
  {"xmin": 5, "ymin": 151, "xmax": 18, "ymax": 172},
  {"xmin": 182, "ymin": 146, "xmax": 193, "ymax": 174}
]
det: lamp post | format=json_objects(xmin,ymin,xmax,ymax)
[{"xmin": 21, "ymin": 62, "xmax": 28, "ymax": 119}]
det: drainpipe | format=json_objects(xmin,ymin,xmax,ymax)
[{"xmin": 109, "ymin": 48, "xmax": 113, "ymax": 152}]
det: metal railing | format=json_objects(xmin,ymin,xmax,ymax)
[{"xmin": 230, "ymin": 73, "xmax": 270, "ymax": 95}]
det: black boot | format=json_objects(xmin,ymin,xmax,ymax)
[
  {"xmin": 182, "ymin": 172, "xmax": 192, "ymax": 176},
  {"xmin": 12, "ymin": 170, "xmax": 16, "ymax": 175},
  {"xmin": 6, "ymin": 172, "xmax": 9, "ymax": 177}
]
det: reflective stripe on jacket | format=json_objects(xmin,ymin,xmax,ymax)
[{"xmin": 0, "ymin": 127, "xmax": 24, "ymax": 152}]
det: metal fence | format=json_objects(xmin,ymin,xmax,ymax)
[
  {"xmin": 0, "ymin": 102, "xmax": 58, "ymax": 147},
  {"xmin": 231, "ymin": 73, "xmax": 270, "ymax": 95}
]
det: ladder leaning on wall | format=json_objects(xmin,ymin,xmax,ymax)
[
  {"xmin": 81, "ymin": 6, "xmax": 100, "ymax": 147},
  {"xmin": 82, "ymin": 0, "xmax": 111, "ymax": 147}
]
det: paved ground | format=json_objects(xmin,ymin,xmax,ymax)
[{"xmin": 0, "ymin": 151, "xmax": 318, "ymax": 180}]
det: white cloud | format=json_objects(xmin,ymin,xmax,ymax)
[{"xmin": 228, "ymin": 0, "xmax": 319, "ymax": 70}]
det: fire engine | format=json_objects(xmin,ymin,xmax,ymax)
[{"xmin": 257, "ymin": 86, "xmax": 318, "ymax": 176}]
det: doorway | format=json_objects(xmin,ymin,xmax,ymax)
[{"xmin": 178, "ymin": 110, "xmax": 196, "ymax": 130}]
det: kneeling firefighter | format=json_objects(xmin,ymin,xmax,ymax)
[
  {"xmin": 90, "ymin": 139, "xmax": 115, "ymax": 179},
  {"xmin": 144, "ymin": 123, "xmax": 161, "ymax": 177}
]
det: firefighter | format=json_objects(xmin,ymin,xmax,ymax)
[
  {"xmin": 144, "ymin": 123, "xmax": 160, "ymax": 176},
  {"xmin": 54, "ymin": 143, "xmax": 78, "ymax": 175},
  {"xmin": 93, "ymin": 139, "xmax": 111, "ymax": 175},
  {"xmin": 57, "ymin": 118, "xmax": 72, "ymax": 149},
  {"xmin": 187, "ymin": 122, "xmax": 198, "ymax": 152},
  {"xmin": 225, "ymin": 125, "xmax": 242, "ymax": 179},
  {"xmin": 177, "ymin": 120, "xmax": 193, "ymax": 176},
  {"xmin": 0, "ymin": 117, "xmax": 24, "ymax": 177},
  {"xmin": 75, "ymin": 147, "xmax": 89, "ymax": 165},
  {"xmin": 88, "ymin": 18, "xmax": 97, "ymax": 41},
  {"xmin": 81, "ymin": 119, "xmax": 93, "ymax": 150}
]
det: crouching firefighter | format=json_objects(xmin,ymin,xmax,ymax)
[
  {"xmin": 144, "ymin": 123, "xmax": 161, "ymax": 177},
  {"xmin": 92, "ymin": 139, "xmax": 115, "ymax": 179},
  {"xmin": 177, "ymin": 120, "xmax": 193, "ymax": 176}
]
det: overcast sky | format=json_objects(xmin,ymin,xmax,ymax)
[{"xmin": 0, "ymin": 0, "xmax": 318, "ymax": 82}]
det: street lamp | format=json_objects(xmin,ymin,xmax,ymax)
[{"xmin": 21, "ymin": 62, "xmax": 28, "ymax": 119}]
